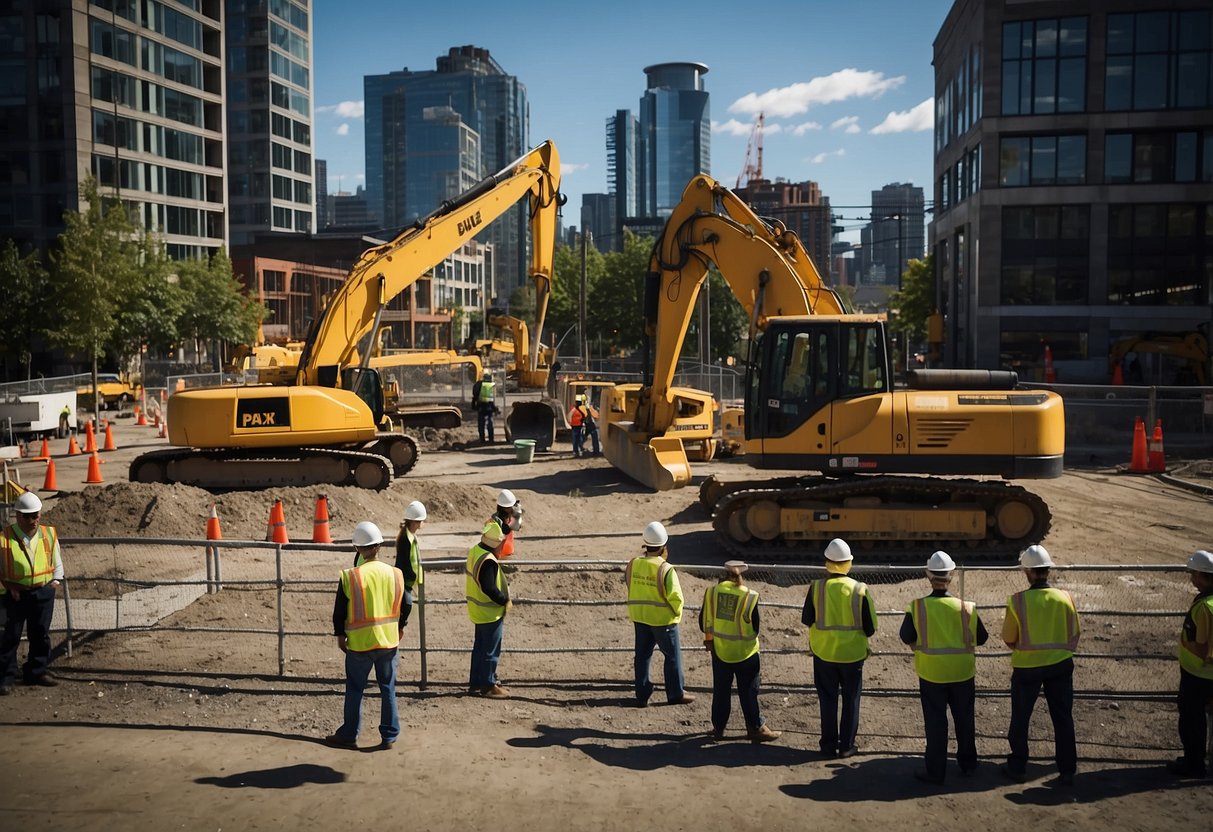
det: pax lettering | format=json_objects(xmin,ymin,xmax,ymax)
[
  {"xmin": 241, "ymin": 411, "xmax": 278, "ymax": 427},
  {"xmin": 457, "ymin": 210, "xmax": 483, "ymax": 236}
]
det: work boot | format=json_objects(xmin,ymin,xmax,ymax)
[
  {"xmin": 667, "ymin": 693, "xmax": 697, "ymax": 705},
  {"xmin": 747, "ymin": 725, "xmax": 781, "ymax": 743},
  {"xmin": 377, "ymin": 739, "xmax": 396, "ymax": 751},
  {"xmin": 1166, "ymin": 758, "xmax": 1208, "ymax": 778},
  {"xmin": 0, "ymin": 685, "xmax": 10, "ymax": 696},
  {"xmin": 323, "ymin": 734, "xmax": 358, "ymax": 749},
  {"xmin": 29, "ymin": 675, "xmax": 58, "ymax": 687},
  {"xmin": 483, "ymin": 684, "xmax": 510, "ymax": 698}
]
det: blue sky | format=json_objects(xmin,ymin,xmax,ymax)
[{"xmin": 313, "ymin": 0, "xmax": 956, "ymax": 238}]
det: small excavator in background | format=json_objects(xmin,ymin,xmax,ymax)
[
  {"xmin": 131, "ymin": 141, "xmax": 562, "ymax": 490},
  {"xmin": 1109, "ymin": 324, "xmax": 1209, "ymax": 386},
  {"xmin": 603, "ymin": 175, "xmax": 1065, "ymax": 560}
]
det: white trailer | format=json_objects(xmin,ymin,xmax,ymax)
[{"xmin": 0, "ymin": 390, "xmax": 77, "ymax": 443}]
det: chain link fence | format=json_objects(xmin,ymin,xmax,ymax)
[{"xmin": 34, "ymin": 538, "xmax": 1196, "ymax": 700}]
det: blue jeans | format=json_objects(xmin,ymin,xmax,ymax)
[
  {"xmin": 814, "ymin": 656, "xmax": 864, "ymax": 753},
  {"xmin": 335, "ymin": 647, "xmax": 399, "ymax": 744},
  {"xmin": 582, "ymin": 425, "xmax": 600, "ymax": 454},
  {"xmin": 571, "ymin": 426, "xmax": 584, "ymax": 457},
  {"xmin": 0, "ymin": 583, "xmax": 56, "ymax": 684},
  {"xmin": 470, "ymin": 618, "xmax": 505, "ymax": 688},
  {"xmin": 634, "ymin": 622, "xmax": 686, "ymax": 704},
  {"xmin": 477, "ymin": 406, "xmax": 494, "ymax": 441}
]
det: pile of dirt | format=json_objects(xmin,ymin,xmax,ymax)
[{"xmin": 407, "ymin": 424, "xmax": 480, "ymax": 450}]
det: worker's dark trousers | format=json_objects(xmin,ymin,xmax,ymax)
[
  {"xmin": 1177, "ymin": 667, "xmax": 1213, "ymax": 772},
  {"xmin": 477, "ymin": 406, "xmax": 494, "ymax": 442},
  {"xmin": 814, "ymin": 656, "xmax": 864, "ymax": 754},
  {"xmin": 919, "ymin": 677, "xmax": 978, "ymax": 780},
  {"xmin": 711, "ymin": 651, "xmax": 764, "ymax": 732},
  {"xmin": 0, "ymin": 583, "xmax": 56, "ymax": 684},
  {"xmin": 1007, "ymin": 658, "xmax": 1076, "ymax": 776}
]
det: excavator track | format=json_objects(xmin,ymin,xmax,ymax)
[
  {"xmin": 129, "ymin": 446, "xmax": 396, "ymax": 491},
  {"xmin": 371, "ymin": 432, "xmax": 419, "ymax": 476},
  {"xmin": 711, "ymin": 476, "xmax": 1051, "ymax": 564}
]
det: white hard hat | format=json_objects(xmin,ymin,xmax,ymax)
[
  {"xmin": 480, "ymin": 523, "xmax": 506, "ymax": 549},
  {"xmin": 496, "ymin": 489, "xmax": 517, "ymax": 508},
  {"xmin": 14, "ymin": 492, "xmax": 42, "ymax": 514},
  {"xmin": 725, "ymin": 560, "xmax": 748, "ymax": 574},
  {"xmin": 482, "ymin": 370, "xmax": 491, "ymax": 378},
  {"xmin": 641, "ymin": 521, "xmax": 668, "ymax": 547},
  {"xmin": 403, "ymin": 501, "xmax": 427, "ymax": 522},
  {"xmin": 824, "ymin": 538, "xmax": 852, "ymax": 562},
  {"xmin": 351, "ymin": 521, "xmax": 384, "ymax": 548},
  {"xmin": 1187, "ymin": 550, "xmax": 1213, "ymax": 574},
  {"xmin": 926, "ymin": 551, "xmax": 956, "ymax": 573},
  {"xmin": 575, "ymin": 394, "xmax": 585, "ymax": 402},
  {"xmin": 1019, "ymin": 544, "xmax": 1054, "ymax": 569}
]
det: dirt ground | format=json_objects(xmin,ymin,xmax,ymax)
[{"xmin": 3, "ymin": 411, "xmax": 1212, "ymax": 831}]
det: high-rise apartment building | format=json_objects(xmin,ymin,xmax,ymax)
[
  {"xmin": 605, "ymin": 108, "xmax": 638, "ymax": 248},
  {"xmin": 0, "ymin": 0, "xmax": 226, "ymax": 258},
  {"xmin": 364, "ymin": 46, "xmax": 529, "ymax": 292},
  {"xmin": 637, "ymin": 62, "xmax": 710, "ymax": 219},
  {"xmin": 735, "ymin": 178, "xmax": 833, "ymax": 281},
  {"xmin": 225, "ymin": 0, "xmax": 314, "ymax": 246},
  {"xmin": 867, "ymin": 182, "xmax": 925, "ymax": 287},
  {"xmin": 314, "ymin": 157, "xmax": 328, "ymax": 229},
  {"xmin": 932, "ymin": 0, "xmax": 1212, "ymax": 380},
  {"xmin": 579, "ymin": 192, "xmax": 614, "ymax": 253}
]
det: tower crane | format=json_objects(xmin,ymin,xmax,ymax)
[{"xmin": 735, "ymin": 113, "xmax": 765, "ymax": 189}]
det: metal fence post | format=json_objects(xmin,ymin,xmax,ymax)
[
  {"xmin": 214, "ymin": 543, "xmax": 223, "ymax": 591},
  {"xmin": 205, "ymin": 544, "xmax": 214, "ymax": 594},
  {"xmin": 276, "ymin": 543, "xmax": 285, "ymax": 677},
  {"xmin": 417, "ymin": 579, "xmax": 428, "ymax": 691},
  {"xmin": 62, "ymin": 578, "xmax": 73, "ymax": 659}
]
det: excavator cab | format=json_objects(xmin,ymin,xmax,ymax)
[{"xmin": 342, "ymin": 366, "xmax": 386, "ymax": 426}]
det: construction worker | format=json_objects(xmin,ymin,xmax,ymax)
[
  {"xmin": 1002, "ymin": 544, "xmax": 1081, "ymax": 785},
  {"xmin": 568, "ymin": 394, "xmax": 600, "ymax": 458},
  {"xmin": 568, "ymin": 394, "xmax": 586, "ymax": 458},
  {"xmin": 625, "ymin": 521, "xmax": 694, "ymax": 707},
  {"xmin": 0, "ymin": 492, "xmax": 63, "ymax": 693},
  {"xmin": 485, "ymin": 488, "xmax": 522, "ymax": 561},
  {"xmin": 1171, "ymin": 549, "xmax": 1213, "ymax": 779},
  {"xmin": 466, "ymin": 523, "xmax": 511, "ymax": 698},
  {"xmin": 699, "ymin": 560, "xmax": 780, "ymax": 742},
  {"xmin": 802, "ymin": 538, "xmax": 877, "ymax": 758},
  {"xmin": 472, "ymin": 370, "xmax": 497, "ymax": 443},
  {"xmin": 396, "ymin": 501, "xmax": 427, "ymax": 628},
  {"xmin": 900, "ymin": 551, "xmax": 989, "ymax": 785},
  {"xmin": 326, "ymin": 521, "xmax": 405, "ymax": 750}
]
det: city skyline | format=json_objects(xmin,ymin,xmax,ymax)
[{"xmin": 313, "ymin": 0, "xmax": 954, "ymax": 239}]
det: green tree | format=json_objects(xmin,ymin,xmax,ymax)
[
  {"xmin": 688, "ymin": 269, "xmax": 749, "ymax": 363},
  {"xmin": 549, "ymin": 240, "xmax": 605, "ymax": 354},
  {"xmin": 586, "ymin": 231, "xmax": 650, "ymax": 354},
  {"xmin": 109, "ymin": 230, "xmax": 185, "ymax": 373},
  {"xmin": 0, "ymin": 240, "xmax": 50, "ymax": 380},
  {"xmin": 176, "ymin": 249, "xmax": 264, "ymax": 369},
  {"xmin": 889, "ymin": 254, "xmax": 935, "ymax": 344}
]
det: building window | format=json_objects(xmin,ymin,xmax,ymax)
[
  {"xmin": 272, "ymin": 205, "xmax": 292, "ymax": 228},
  {"xmin": 1002, "ymin": 17, "xmax": 1087, "ymax": 115},
  {"xmin": 1108, "ymin": 203, "xmax": 1209, "ymax": 305},
  {"xmin": 1106, "ymin": 130, "xmax": 1213, "ymax": 183},
  {"xmin": 1107, "ymin": 10, "xmax": 1212, "ymax": 111},
  {"xmin": 1000, "ymin": 135, "xmax": 1085, "ymax": 186},
  {"xmin": 1000, "ymin": 206, "xmax": 1089, "ymax": 304}
]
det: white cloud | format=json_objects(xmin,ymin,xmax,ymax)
[
  {"xmin": 712, "ymin": 118, "xmax": 756, "ymax": 136},
  {"xmin": 562, "ymin": 162, "xmax": 590, "ymax": 175},
  {"xmin": 729, "ymin": 69, "xmax": 906, "ymax": 117},
  {"xmin": 808, "ymin": 148, "xmax": 847, "ymax": 164},
  {"xmin": 830, "ymin": 116, "xmax": 862, "ymax": 134},
  {"xmin": 791, "ymin": 121, "xmax": 823, "ymax": 136},
  {"xmin": 336, "ymin": 123, "xmax": 350, "ymax": 136},
  {"xmin": 870, "ymin": 98, "xmax": 933, "ymax": 134},
  {"xmin": 316, "ymin": 100, "xmax": 364, "ymax": 118}
]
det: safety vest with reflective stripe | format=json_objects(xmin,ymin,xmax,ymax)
[
  {"xmin": 1, "ymin": 524, "xmax": 58, "ymax": 589},
  {"xmin": 466, "ymin": 544, "xmax": 507, "ymax": 624},
  {"xmin": 704, "ymin": 581, "xmax": 759, "ymax": 663},
  {"xmin": 340, "ymin": 560, "xmax": 404, "ymax": 652},
  {"xmin": 1179, "ymin": 594, "xmax": 1213, "ymax": 680},
  {"xmin": 625, "ymin": 556, "xmax": 682, "ymax": 626},
  {"xmin": 477, "ymin": 381, "xmax": 495, "ymax": 403},
  {"xmin": 403, "ymin": 529, "xmax": 423, "ymax": 590},
  {"xmin": 1006, "ymin": 587, "xmax": 1080, "ymax": 668},
  {"xmin": 809, "ymin": 576, "xmax": 873, "ymax": 663},
  {"xmin": 484, "ymin": 516, "xmax": 515, "ymax": 558},
  {"xmin": 908, "ymin": 595, "xmax": 978, "ymax": 683}
]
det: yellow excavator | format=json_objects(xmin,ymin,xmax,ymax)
[
  {"xmin": 131, "ymin": 141, "xmax": 562, "ymax": 490},
  {"xmin": 603, "ymin": 175, "xmax": 1065, "ymax": 559}
]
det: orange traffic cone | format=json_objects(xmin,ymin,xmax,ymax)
[
  {"xmin": 102, "ymin": 421, "xmax": 117, "ymax": 451},
  {"xmin": 1043, "ymin": 344, "xmax": 1056, "ymax": 383},
  {"xmin": 312, "ymin": 495, "xmax": 332, "ymax": 544},
  {"xmin": 42, "ymin": 459, "xmax": 59, "ymax": 491},
  {"xmin": 1112, "ymin": 363, "xmax": 1124, "ymax": 385},
  {"xmin": 85, "ymin": 452, "xmax": 104, "ymax": 484},
  {"xmin": 1148, "ymin": 419, "xmax": 1166, "ymax": 473},
  {"xmin": 152, "ymin": 412, "xmax": 160, "ymax": 429},
  {"xmin": 205, "ymin": 504, "xmax": 222, "ymax": 540},
  {"xmin": 66, "ymin": 434, "xmax": 81, "ymax": 456},
  {"xmin": 34, "ymin": 438, "xmax": 49, "ymax": 460},
  {"xmin": 84, "ymin": 421, "xmax": 97, "ymax": 453},
  {"xmin": 1128, "ymin": 417, "xmax": 1149, "ymax": 473},
  {"xmin": 135, "ymin": 406, "xmax": 147, "ymax": 427},
  {"xmin": 266, "ymin": 499, "xmax": 289, "ymax": 544}
]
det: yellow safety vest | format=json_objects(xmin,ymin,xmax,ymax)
[
  {"xmin": 1, "ymin": 524, "xmax": 59, "ymax": 590},
  {"xmin": 908, "ymin": 595, "xmax": 978, "ymax": 683},
  {"xmin": 625, "ymin": 556, "xmax": 682, "ymax": 626},
  {"xmin": 403, "ymin": 529, "xmax": 423, "ymax": 590},
  {"xmin": 809, "ymin": 576, "xmax": 873, "ymax": 663},
  {"xmin": 1006, "ymin": 587, "xmax": 1080, "ymax": 668},
  {"xmin": 465, "ymin": 544, "xmax": 507, "ymax": 624},
  {"xmin": 1179, "ymin": 595, "xmax": 1213, "ymax": 680},
  {"xmin": 703, "ymin": 581, "xmax": 759, "ymax": 663},
  {"xmin": 477, "ymin": 381, "xmax": 495, "ymax": 403},
  {"xmin": 340, "ymin": 560, "xmax": 404, "ymax": 652}
]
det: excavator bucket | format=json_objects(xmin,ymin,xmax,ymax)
[
  {"xmin": 603, "ymin": 422, "xmax": 692, "ymax": 491},
  {"xmin": 505, "ymin": 400, "xmax": 558, "ymax": 450}
]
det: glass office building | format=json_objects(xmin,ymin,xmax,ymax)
[{"xmin": 638, "ymin": 62, "xmax": 710, "ymax": 219}]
